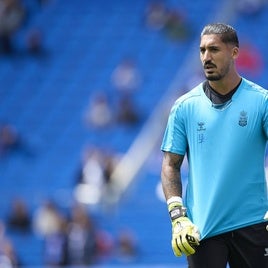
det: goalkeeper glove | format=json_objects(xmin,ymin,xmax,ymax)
[{"xmin": 168, "ymin": 198, "xmax": 200, "ymax": 257}]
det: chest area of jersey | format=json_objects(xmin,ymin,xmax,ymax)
[{"xmin": 185, "ymin": 105, "xmax": 260, "ymax": 144}]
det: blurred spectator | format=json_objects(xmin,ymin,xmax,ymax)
[
  {"xmin": 236, "ymin": 42, "xmax": 263, "ymax": 77},
  {"xmin": 43, "ymin": 216, "xmax": 68, "ymax": 267},
  {"xmin": 235, "ymin": 0, "xmax": 266, "ymax": 16},
  {"xmin": 144, "ymin": 0, "xmax": 167, "ymax": 31},
  {"xmin": 111, "ymin": 58, "xmax": 142, "ymax": 96},
  {"xmin": 37, "ymin": 0, "xmax": 50, "ymax": 7},
  {"xmin": 116, "ymin": 95, "xmax": 140, "ymax": 125},
  {"xmin": 163, "ymin": 8, "xmax": 191, "ymax": 41},
  {"xmin": 74, "ymin": 147, "xmax": 104, "ymax": 206},
  {"xmin": 83, "ymin": 92, "xmax": 114, "ymax": 129},
  {"xmin": 100, "ymin": 150, "xmax": 120, "ymax": 207},
  {"xmin": 33, "ymin": 200, "xmax": 68, "ymax": 266},
  {"xmin": 0, "ymin": 122, "xmax": 34, "ymax": 158},
  {"xmin": 102, "ymin": 152, "xmax": 117, "ymax": 186},
  {"xmin": 0, "ymin": 0, "xmax": 25, "ymax": 54},
  {"xmin": 33, "ymin": 200, "xmax": 63, "ymax": 237},
  {"xmin": 145, "ymin": 2, "xmax": 192, "ymax": 42},
  {"xmin": 0, "ymin": 220, "xmax": 19, "ymax": 268},
  {"xmin": 0, "ymin": 123, "xmax": 21, "ymax": 157},
  {"xmin": 111, "ymin": 58, "xmax": 142, "ymax": 126},
  {"xmin": 95, "ymin": 229, "xmax": 114, "ymax": 261},
  {"xmin": 26, "ymin": 28, "xmax": 45, "ymax": 56},
  {"xmin": 76, "ymin": 146, "xmax": 106, "ymax": 204},
  {"xmin": 6, "ymin": 198, "xmax": 31, "ymax": 233},
  {"xmin": 66, "ymin": 204, "xmax": 98, "ymax": 265},
  {"xmin": 74, "ymin": 146, "xmax": 119, "ymax": 207},
  {"xmin": 115, "ymin": 228, "xmax": 139, "ymax": 263}
]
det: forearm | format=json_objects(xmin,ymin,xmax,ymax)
[
  {"xmin": 161, "ymin": 153, "xmax": 199, "ymax": 257},
  {"xmin": 161, "ymin": 152, "xmax": 184, "ymax": 200}
]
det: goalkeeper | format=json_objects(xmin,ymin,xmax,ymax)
[{"xmin": 161, "ymin": 23, "xmax": 268, "ymax": 268}]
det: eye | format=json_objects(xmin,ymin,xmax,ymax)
[
  {"xmin": 210, "ymin": 47, "xmax": 219, "ymax": 52},
  {"xmin": 200, "ymin": 48, "xmax": 205, "ymax": 54}
]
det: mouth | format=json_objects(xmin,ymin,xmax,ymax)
[
  {"xmin": 204, "ymin": 64, "xmax": 216, "ymax": 70},
  {"xmin": 204, "ymin": 64, "xmax": 216, "ymax": 74}
]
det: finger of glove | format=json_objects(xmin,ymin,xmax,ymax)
[
  {"xmin": 188, "ymin": 225, "xmax": 201, "ymax": 243},
  {"xmin": 186, "ymin": 233, "xmax": 200, "ymax": 247},
  {"xmin": 180, "ymin": 230, "xmax": 196, "ymax": 256},
  {"xmin": 171, "ymin": 238, "xmax": 182, "ymax": 257},
  {"xmin": 172, "ymin": 234, "xmax": 195, "ymax": 256}
]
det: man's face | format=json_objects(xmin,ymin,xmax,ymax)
[{"xmin": 200, "ymin": 34, "xmax": 237, "ymax": 81}]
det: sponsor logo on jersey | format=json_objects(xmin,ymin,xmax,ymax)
[{"xmin": 197, "ymin": 122, "xmax": 206, "ymax": 143}]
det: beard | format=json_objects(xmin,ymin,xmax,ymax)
[
  {"xmin": 203, "ymin": 61, "xmax": 231, "ymax": 81},
  {"xmin": 205, "ymin": 73, "xmax": 223, "ymax": 81}
]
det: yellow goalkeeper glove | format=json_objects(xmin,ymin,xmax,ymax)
[{"xmin": 168, "ymin": 200, "xmax": 200, "ymax": 257}]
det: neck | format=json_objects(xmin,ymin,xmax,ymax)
[{"xmin": 209, "ymin": 72, "xmax": 241, "ymax": 95}]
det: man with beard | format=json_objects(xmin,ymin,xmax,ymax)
[{"xmin": 161, "ymin": 23, "xmax": 268, "ymax": 267}]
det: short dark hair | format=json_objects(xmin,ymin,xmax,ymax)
[{"xmin": 201, "ymin": 23, "xmax": 239, "ymax": 48}]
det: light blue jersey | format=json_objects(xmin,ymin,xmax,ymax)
[{"xmin": 161, "ymin": 78, "xmax": 268, "ymax": 239}]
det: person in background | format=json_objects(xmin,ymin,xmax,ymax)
[
  {"xmin": 111, "ymin": 58, "xmax": 142, "ymax": 96},
  {"xmin": 66, "ymin": 204, "xmax": 98, "ymax": 266},
  {"xmin": 32, "ymin": 200, "xmax": 63, "ymax": 238},
  {"xmin": 0, "ymin": 122, "xmax": 33, "ymax": 158},
  {"xmin": 33, "ymin": 200, "xmax": 68, "ymax": 266},
  {"xmin": 0, "ymin": 220, "xmax": 19, "ymax": 268},
  {"xmin": 6, "ymin": 198, "xmax": 31, "ymax": 233},
  {"xmin": 83, "ymin": 92, "xmax": 114, "ymax": 129},
  {"xmin": 0, "ymin": 123, "xmax": 20, "ymax": 157},
  {"xmin": 111, "ymin": 58, "xmax": 142, "ymax": 126},
  {"xmin": 144, "ymin": 0, "xmax": 167, "ymax": 31},
  {"xmin": 0, "ymin": 0, "xmax": 25, "ymax": 54},
  {"xmin": 115, "ymin": 228, "xmax": 139, "ymax": 263}
]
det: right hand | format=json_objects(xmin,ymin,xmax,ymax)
[{"xmin": 171, "ymin": 216, "xmax": 200, "ymax": 257}]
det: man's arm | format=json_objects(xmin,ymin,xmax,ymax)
[
  {"xmin": 161, "ymin": 151, "xmax": 200, "ymax": 257},
  {"xmin": 161, "ymin": 151, "xmax": 184, "ymax": 200}
]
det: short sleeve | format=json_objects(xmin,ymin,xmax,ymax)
[
  {"xmin": 161, "ymin": 101, "xmax": 188, "ymax": 155},
  {"xmin": 262, "ymin": 91, "xmax": 268, "ymax": 139}
]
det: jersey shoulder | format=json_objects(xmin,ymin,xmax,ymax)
[
  {"xmin": 173, "ymin": 82, "xmax": 203, "ymax": 108},
  {"xmin": 243, "ymin": 78, "xmax": 268, "ymax": 96}
]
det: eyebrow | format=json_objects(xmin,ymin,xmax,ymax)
[{"xmin": 200, "ymin": 45, "xmax": 219, "ymax": 50}]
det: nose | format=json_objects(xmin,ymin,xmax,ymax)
[{"xmin": 201, "ymin": 50, "xmax": 211, "ymax": 63}]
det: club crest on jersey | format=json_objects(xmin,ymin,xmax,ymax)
[{"xmin": 238, "ymin": 111, "xmax": 247, "ymax": 127}]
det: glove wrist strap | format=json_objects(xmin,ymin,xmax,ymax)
[{"xmin": 169, "ymin": 205, "xmax": 187, "ymax": 221}]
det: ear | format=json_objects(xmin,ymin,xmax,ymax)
[{"xmin": 232, "ymin": 47, "xmax": 239, "ymax": 59}]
